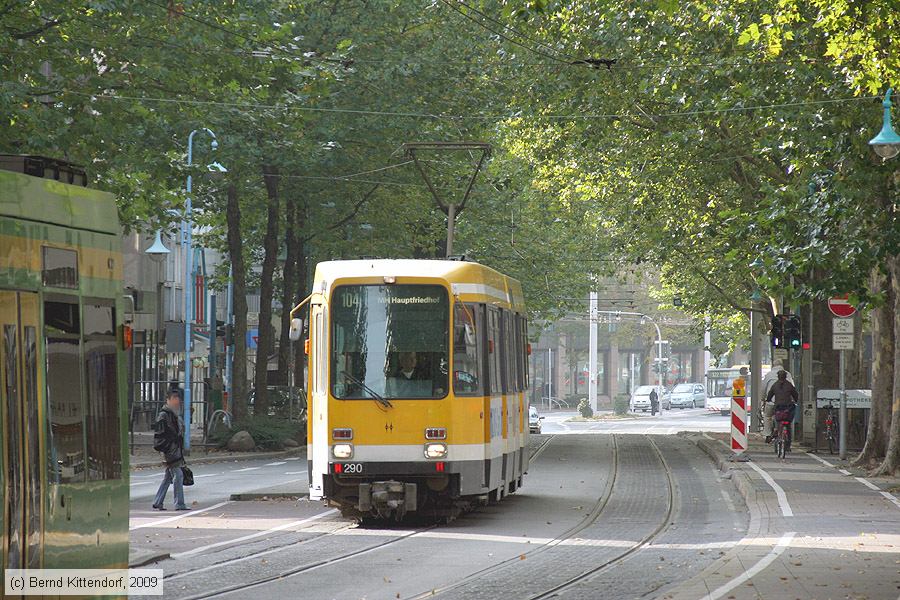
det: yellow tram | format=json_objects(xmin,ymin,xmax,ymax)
[{"xmin": 302, "ymin": 259, "xmax": 529, "ymax": 520}]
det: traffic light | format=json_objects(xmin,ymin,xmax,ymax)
[
  {"xmin": 770, "ymin": 315, "xmax": 785, "ymax": 348},
  {"xmin": 785, "ymin": 315, "xmax": 802, "ymax": 349},
  {"xmin": 771, "ymin": 314, "xmax": 802, "ymax": 349}
]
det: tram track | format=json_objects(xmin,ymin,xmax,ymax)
[
  {"xmin": 526, "ymin": 435, "xmax": 676, "ymax": 599},
  {"xmin": 178, "ymin": 522, "xmax": 439, "ymax": 600},
  {"xmin": 404, "ymin": 434, "xmax": 621, "ymax": 600},
  {"xmin": 165, "ymin": 436, "xmax": 560, "ymax": 600}
]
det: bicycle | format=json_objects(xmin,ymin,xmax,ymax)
[
  {"xmin": 823, "ymin": 403, "xmax": 838, "ymax": 455},
  {"xmin": 774, "ymin": 410, "xmax": 793, "ymax": 460}
]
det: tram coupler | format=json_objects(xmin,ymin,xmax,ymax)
[{"xmin": 358, "ymin": 481, "xmax": 417, "ymax": 518}]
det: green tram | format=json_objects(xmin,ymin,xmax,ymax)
[{"xmin": 0, "ymin": 156, "xmax": 129, "ymax": 586}]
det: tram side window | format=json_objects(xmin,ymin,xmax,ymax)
[
  {"xmin": 84, "ymin": 302, "xmax": 121, "ymax": 480},
  {"xmin": 487, "ymin": 309, "xmax": 502, "ymax": 395},
  {"xmin": 500, "ymin": 310, "xmax": 516, "ymax": 393},
  {"xmin": 42, "ymin": 247, "xmax": 78, "ymax": 289},
  {"xmin": 453, "ymin": 303, "xmax": 483, "ymax": 396},
  {"xmin": 45, "ymin": 298, "xmax": 84, "ymax": 484},
  {"xmin": 517, "ymin": 315, "xmax": 529, "ymax": 390}
]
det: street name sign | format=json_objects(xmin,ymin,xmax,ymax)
[{"xmin": 827, "ymin": 294, "xmax": 856, "ymax": 318}]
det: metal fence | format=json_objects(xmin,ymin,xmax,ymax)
[{"xmin": 128, "ymin": 379, "xmax": 210, "ymax": 453}]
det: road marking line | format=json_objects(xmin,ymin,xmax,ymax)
[
  {"xmin": 233, "ymin": 467, "xmax": 261, "ymax": 472},
  {"xmin": 880, "ymin": 491, "xmax": 900, "ymax": 510},
  {"xmin": 130, "ymin": 481, "xmax": 153, "ymax": 487},
  {"xmin": 171, "ymin": 509, "xmax": 338, "ymax": 558},
  {"xmin": 284, "ymin": 457, "xmax": 302, "ymax": 461},
  {"xmin": 285, "ymin": 471, "xmax": 306, "ymax": 475},
  {"xmin": 747, "ymin": 462, "xmax": 793, "ymax": 517},
  {"xmin": 192, "ymin": 473, "xmax": 216, "ymax": 478},
  {"xmin": 804, "ymin": 452, "xmax": 900, "ymax": 510},
  {"xmin": 165, "ymin": 522, "xmax": 352, "ymax": 582},
  {"xmin": 804, "ymin": 452, "xmax": 835, "ymax": 468},
  {"xmin": 265, "ymin": 461, "xmax": 287, "ymax": 466},
  {"xmin": 701, "ymin": 532, "xmax": 796, "ymax": 600},
  {"xmin": 855, "ymin": 477, "xmax": 881, "ymax": 491},
  {"xmin": 129, "ymin": 501, "xmax": 231, "ymax": 531}
]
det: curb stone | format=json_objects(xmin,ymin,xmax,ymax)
[{"xmin": 128, "ymin": 549, "xmax": 170, "ymax": 568}]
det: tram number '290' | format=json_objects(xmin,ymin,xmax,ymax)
[{"xmin": 338, "ymin": 463, "xmax": 363, "ymax": 474}]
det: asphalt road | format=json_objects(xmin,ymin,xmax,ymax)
[
  {"xmin": 130, "ymin": 434, "xmax": 747, "ymax": 600},
  {"xmin": 537, "ymin": 406, "xmax": 731, "ymax": 435}
]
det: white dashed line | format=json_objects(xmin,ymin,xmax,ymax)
[
  {"xmin": 879, "ymin": 491, "xmax": 900, "ymax": 510},
  {"xmin": 805, "ymin": 452, "xmax": 835, "ymax": 468},
  {"xmin": 856, "ymin": 477, "xmax": 881, "ymax": 491},
  {"xmin": 838, "ymin": 469, "xmax": 851, "ymax": 475},
  {"xmin": 285, "ymin": 471, "xmax": 307, "ymax": 475},
  {"xmin": 747, "ymin": 461, "xmax": 793, "ymax": 517},
  {"xmin": 265, "ymin": 461, "xmax": 287, "ymax": 466},
  {"xmin": 233, "ymin": 467, "xmax": 261, "ymax": 472}
]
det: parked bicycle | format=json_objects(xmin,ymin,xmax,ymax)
[{"xmin": 823, "ymin": 402, "xmax": 838, "ymax": 455}]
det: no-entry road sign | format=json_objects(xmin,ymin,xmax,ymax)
[{"xmin": 828, "ymin": 294, "xmax": 856, "ymax": 318}]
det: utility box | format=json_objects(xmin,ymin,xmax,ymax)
[{"xmin": 814, "ymin": 389, "xmax": 870, "ymax": 453}]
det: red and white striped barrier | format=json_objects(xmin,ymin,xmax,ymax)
[{"xmin": 731, "ymin": 383, "xmax": 747, "ymax": 454}]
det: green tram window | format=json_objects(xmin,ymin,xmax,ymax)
[
  {"xmin": 331, "ymin": 284, "xmax": 449, "ymax": 400},
  {"xmin": 45, "ymin": 298, "xmax": 84, "ymax": 484},
  {"xmin": 42, "ymin": 247, "xmax": 78, "ymax": 289},
  {"xmin": 84, "ymin": 301, "xmax": 121, "ymax": 480},
  {"xmin": 453, "ymin": 303, "xmax": 483, "ymax": 396}
]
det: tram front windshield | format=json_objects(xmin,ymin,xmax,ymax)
[{"xmin": 331, "ymin": 284, "xmax": 449, "ymax": 399}]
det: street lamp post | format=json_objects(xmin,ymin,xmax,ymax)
[
  {"xmin": 183, "ymin": 128, "xmax": 218, "ymax": 452},
  {"xmin": 869, "ymin": 88, "xmax": 900, "ymax": 160},
  {"xmin": 145, "ymin": 231, "xmax": 171, "ymax": 450}
]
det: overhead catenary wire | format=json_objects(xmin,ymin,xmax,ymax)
[
  {"xmin": 64, "ymin": 90, "xmax": 880, "ymax": 121},
  {"xmin": 436, "ymin": 0, "xmax": 576, "ymax": 66}
]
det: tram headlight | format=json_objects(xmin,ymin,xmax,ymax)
[
  {"xmin": 333, "ymin": 444, "xmax": 354, "ymax": 459},
  {"xmin": 424, "ymin": 443, "xmax": 448, "ymax": 459}
]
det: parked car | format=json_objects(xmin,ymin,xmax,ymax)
[
  {"xmin": 669, "ymin": 383, "xmax": 707, "ymax": 409},
  {"xmin": 529, "ymin": 405, "xmax": 544, "ymax": 433},
  {"xmin": 630, "ymin": 385, "xmax": 670, "ymax": 412}
]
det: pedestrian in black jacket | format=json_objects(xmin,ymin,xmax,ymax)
[{"xmin": 152, "ymin": 390, "xmax": 188, "ymax": 510}]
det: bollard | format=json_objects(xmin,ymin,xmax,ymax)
[{"xmin": 731, "ymin": 376, "xmax": 749, "ymax": 461}]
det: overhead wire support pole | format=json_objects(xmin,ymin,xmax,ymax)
[{"xmin": 402, "ymin": 142, "xmax": 491, "ymax": 257}]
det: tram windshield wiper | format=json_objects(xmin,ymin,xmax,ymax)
[{"xmin": 341, "ymin": 371, "xmax": 393, "ymax": 409}]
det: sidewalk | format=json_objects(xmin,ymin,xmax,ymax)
[{"xmin": 663, "ymin": 432, "xmax": 900, "ymax": 599}]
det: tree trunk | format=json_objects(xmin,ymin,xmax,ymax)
[
  {"xmin": 226, "ymin": 183, "xmax": 249, "ymax": 422},
  {"xmin": 293, "ymin": 250, "xmax": 308, "ymax": 391},
  {"xmin": 874, "ymin": 254, "xmax": 900, "ymax": 475},
  {"xmin": 253, "ymin": 166, "xmax": 280, "ymax": 416},
  {"xmin": 277, "ymin": 198, "xmax": 298, "ymax": 378},
  {"xmin": 853, "ymin": 266, "xmax": 895, "ymax": 468}
]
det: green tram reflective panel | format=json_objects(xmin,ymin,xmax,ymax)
[{"xmin": 1, "ymin": 165, "xmax": 129, "ymax": 583}]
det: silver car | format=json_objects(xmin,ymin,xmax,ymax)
[
  {"xmin": 669, "ymin": 383, "xmax": 707, "ymax": 409},
  {"xmin": 630, "ymin": 385, "xmax": 670, "ymax": 412}
]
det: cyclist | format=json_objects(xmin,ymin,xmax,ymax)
[{"xmin": 766, "ymin": 370, "xmax": 798, "ymax": 449}]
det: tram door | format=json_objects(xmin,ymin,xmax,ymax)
[{"xmin": 1, "ymin": 291, "xmax": 43, "ymax": 575}]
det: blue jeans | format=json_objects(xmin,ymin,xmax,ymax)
[{"xmin": 153, "ymin": 463, "xmax": 186, "ymax": 508}]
